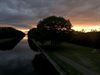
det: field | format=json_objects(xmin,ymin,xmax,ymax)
[{"xmin": 47, "ymin": 42, "xmax": 100, "ymax": 75}]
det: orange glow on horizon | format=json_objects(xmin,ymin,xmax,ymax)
[
  {"xmin": 72, "ymin": 25, "xmax": 100, "ymax": 32},
  {"xmin": 1, "ymin": 22, "xmax": 100, "ymax": 33},
  {"xmin": 64, "ymin": 17, "xmax": 100, "ymax": 32},
  {"xmin": 19, "ymin": 25, "xmax": 100, "ymax": 33},
  {"xmin": 19, "ymin": 29, "xmax": 29, "ymax": 34}
]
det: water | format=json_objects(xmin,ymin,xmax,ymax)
[{"xmin": 0, "ymin": 36, "xmax": 38, "ymax": 75}]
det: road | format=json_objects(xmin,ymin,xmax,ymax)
[
  {"xmin": 55, "ymin": 53, "xmax": 100, "ymax": 75},
  {"xmin": 0, "ymin": 36, "xmax": 38, "ymax": 75}
]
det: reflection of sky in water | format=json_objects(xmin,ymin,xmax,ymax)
[
  {"xmin": 0, "ymin": 37, "xmax": 38, "ymax": 75},
  {"xmin": 23, "ymin": 35, "xmax": 28, "ymax": 40}
]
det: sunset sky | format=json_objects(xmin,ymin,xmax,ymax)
[{"xmin": 0, "ymin": 0, "xmax": 100, "ymax": 32}]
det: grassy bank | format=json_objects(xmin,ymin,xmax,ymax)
[
  {"xmin": 48, "ymin": 53, "xmax": 83, "ymax": 75},
  {"xmin": 46, "ymin": 42, "xmax": 100, "ymax": 74}
]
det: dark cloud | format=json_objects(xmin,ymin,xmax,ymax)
[{"xmin": 0, "ymin": 0, "xmax": 100, "ymax": 28}]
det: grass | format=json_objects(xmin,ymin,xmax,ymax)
[
  {"xmin": 48, "ymin": 53, "xmax": 83, "ymax": 75},
  {"xmin": 46, "ymin": 42, "xmax": 100, "ymax": 74}
]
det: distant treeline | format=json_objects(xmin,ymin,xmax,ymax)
[
  {"xmin": 28, "ymin": 16, "xmax": 100, "ymax": 50},
  {"xmin": 64, "ymin": 31, "xmax": 100, "ymax": 49},
  {"xmin": 29, "ymin": 29, "xmax": 100, "ymax": 49}
]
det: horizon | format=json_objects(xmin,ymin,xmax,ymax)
[{"xmin": 0, "ymin": 22, "xmax": 100, "ymax": 33}]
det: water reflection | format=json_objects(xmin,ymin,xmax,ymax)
[
  {"xmin": 0, "ymin": 35, "xmax": 38, "ymax": 75},
  {"xmin": 23, "ymin": 34, "xmax": 28, "ymax": 40},
  {"xmin": 0, "ymin": 36, "xmax": 25, "ymax": 50}
]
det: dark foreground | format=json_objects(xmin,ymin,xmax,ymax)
[{"xmin": 0, "ymin": 36, "xmax": 61, "ymax": 75}]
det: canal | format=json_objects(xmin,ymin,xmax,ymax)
[{"xmin": 0, "ymin": 35, "xmax": 38, "ymax": 75}]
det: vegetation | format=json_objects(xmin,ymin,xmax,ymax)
[
  {"xmin": 0, "ymin": 27, "xmax": 25, "ymax": 39},
  {"xmin": 47, "ymin": 42, "xmax": 100, "ymax": 74},
  {"xmin": 28, "ymin": 16, "xmax": 73, "ymax": 49},
  {"xmin": 48, "ymin": 53, "xmax": 83, "ymax": 75},
  {"xmin": 0, "ymin": 27, "xmax": 25, "ymax": 50},
  {"xmin": 28, "ymin": 16, "xmax": 100, "ymax": 50},
  {"xmin": 62, "ymin": 31, "xmax": 100, "ymax": 49},
  {"xmin": 37, "ymin": 16, "xmax": 72, "ymax": 30}
]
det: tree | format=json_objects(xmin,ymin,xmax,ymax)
[
  {"xmin": 28, "ymin": 28, "xmax": 47, "ymax": 44},
  {"xmin": 36, "ymin": 16, "xmax": 73, "ymax": 48},
  {"xmin": 37, "ymin": 16, "xmax": 72, "ymax": 31}
]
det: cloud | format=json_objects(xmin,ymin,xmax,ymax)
[{"xmin": 0, "ymin": 0, "xmax": 100, "ymax": 28}]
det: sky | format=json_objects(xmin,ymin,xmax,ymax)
[{"xmin": 0, "ymin": 0, "xmax": 100, "ymax": 31}]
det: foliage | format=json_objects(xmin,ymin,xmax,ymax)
[
  {"xmin": 37, "ymin": 16, "xmax": 72, "ymax": 44},
  {"xmin": 0, "ymin": 27, "xmax": 25, "ymax": 39},
  {"xmin": 63, "ymin": 31, "xmax": 100, "ymax": 49},
  {"xmin": 29, "ymin": 16, "xmax": 73, "ymax": 48},
  {"xmin": 0, "ymin": 27, "xmax": 25, "ymax": 50},
  {"xmin": 37, "ymin": 16, "xmax": 72, "ymax": 31}
]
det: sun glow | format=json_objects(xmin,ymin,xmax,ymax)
[
  {"xmin": 72, "ymin": 25, "xmax": 100, "ymax": 32},
  {"xmin": 23, "ymin": 35, "xmax": 28, "ymax": 40},
  {"xmin": 18, "ymin": 29, "xmax": 29, "ymax": 40},
  {"xmin": 19, "ymin": 29, "xmax": 29, "ymax": 34}
]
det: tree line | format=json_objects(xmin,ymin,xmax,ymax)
[
  {"xmin": 28, "ymin": 16, "xmax": 100, "ymax": 49},
  {"xmin": 0, "ymin": 16, "xmax": 100, "ymax": 50}
]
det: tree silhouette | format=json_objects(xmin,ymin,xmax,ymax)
[
  {"xmin": 37, "ymin": 16, "xmax": 72, "ymax": 31},
  {"xmin": 36, "ymin": 16, "xmax": 72, "ymax": 48}
]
